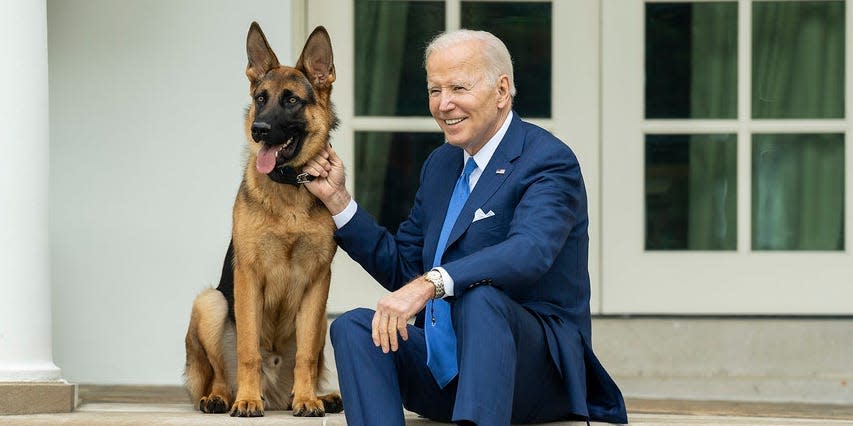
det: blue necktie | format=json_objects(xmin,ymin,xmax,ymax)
[{"xmin": 426, "ymin": 157, "xmax": 477, "ymax": 388}]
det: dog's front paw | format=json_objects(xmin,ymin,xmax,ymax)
[
  {"xmin": 292, "ymin": 397, "xmax": 325, "ymax": 417},
  {"xmin": 199, "ymin": 394, "xmax": 230, "ymax": 413},
  {"xmin": 230, "ymin": 398, "xmax": 264, "ymax": 417}
]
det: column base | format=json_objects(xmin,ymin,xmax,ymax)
[{"xmin": 0, "ymin": 381, "xmax": 77, "ymax": 415}]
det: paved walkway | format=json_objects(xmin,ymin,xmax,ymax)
[{"xmin": 3, "ymin": 385, "xmax": 853, "ymax": 425}]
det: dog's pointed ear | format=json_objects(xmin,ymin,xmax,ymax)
[
  {"xmin": 295, "ymin": 26, "xmax": 335, "ymax": 88},
  {"xmin": 246, "ymin": 22, "xmax": 280, "ymax": 83}
]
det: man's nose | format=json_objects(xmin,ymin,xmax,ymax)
[{"xmin": 438, "ymin": 92, "xmax": 455, "ymax": 111}]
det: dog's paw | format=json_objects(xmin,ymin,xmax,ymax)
[
  {"xmin": 320, "ymin": 392, "xmax": 343, "ymax": 414},
  {"xmin": 230, "ymin": 399, "xmax": 265, "ymax": 417},
  {"xmin": 292, "ymin": 397, "xmax": 325, "ymax": 417},
  {"xmin": 199, "ymin": 394, "xmax": 229, "ymax": 414}
]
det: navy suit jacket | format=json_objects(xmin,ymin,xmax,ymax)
[{"xmin": 335, "ymin": 113, "xmax": 627, "ymax": 423}]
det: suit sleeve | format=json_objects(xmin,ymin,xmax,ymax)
[
  {"xmin": 333, "ymin": 154, "xmax": 433, "ymax": 292},
  {"xmin": 443, "ymin": 140, "xmax": 582, "ymax": 296}
]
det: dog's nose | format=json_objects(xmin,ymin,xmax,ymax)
[{"xmin": 251, "ymin": 122, "xmax": 271, "ymax": 142}]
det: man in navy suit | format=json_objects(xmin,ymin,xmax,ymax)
[{"xmin": 304, "ymin": 29, "xmax": 627, "ymax": 426}]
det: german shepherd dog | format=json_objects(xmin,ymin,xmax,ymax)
[{"xmin": 184, "ymin": 22, "xmax": 342, "ymax": 418}]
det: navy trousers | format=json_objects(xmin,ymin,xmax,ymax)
[{"xmin": 330, "ymin": 286, "xmax": 576, "ymax": 426}]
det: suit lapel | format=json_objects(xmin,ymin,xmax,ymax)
[
  {"xmin": 424, "ymin": 151, "xmax": 464, "ymax": 268},
  {"xmin": 444, "ymin": 113, "xmax": 525, "ymax": 251}
]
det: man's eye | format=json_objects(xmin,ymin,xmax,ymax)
[{"xmin": 453, "ymin": 86, "xmax": 466, "ymax": 92}]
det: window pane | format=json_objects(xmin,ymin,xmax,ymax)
[
  {"xmin": 752, "ymin": 134, "xmax": 845, "ymax": 250},
  {"xmin": 354, "ymin": 1, "xmax": 444, "ymax": 116},
  {"xmin": 355, "ymin": 132, "xmax": 444, "ymax": 233},
  {"xmin": 646, "ymin": 134, "xmax": 737, "ymax": 250},
  {"xmin": 645, "ymin": 3, "xmax": 738, "ymax": 119},
  {"xmin": 461, "ymin": 1, "xmax": 551, "ymax": 118},
  {"xmin": 752, "ymin": 1, "xmax": 845, "ymax": 119}
]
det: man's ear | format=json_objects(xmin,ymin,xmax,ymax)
[
  {"xmin": 295, "ymin": 26, "xmax": 335, "ymax": 88},
  {"xmin": 246, "ymin": 22, "xmax": 280, "ymax": 83},
  {"xmin": 496, "ymin": 74, "xmax": 511, "ymax": 109}
]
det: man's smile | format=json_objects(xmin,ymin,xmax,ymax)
[{"xmin": 444, "ymin": 117, "xmax": 466, "ymax": 125}]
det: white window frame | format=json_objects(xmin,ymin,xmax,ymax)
[{"xmin": 601, "ymin": 0, "xmax": 853, "ymax": 314}]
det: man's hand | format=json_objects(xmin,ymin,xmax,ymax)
[
  {"xmin": 372, "ymin": 276, "xmax": 435, "ymax": 353},
  {"xmin": 303, "ymin": 144, "xmax": 351, "ymax": 215}
]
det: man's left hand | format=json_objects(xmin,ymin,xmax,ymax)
[{"xmin": 371, "ymin": 277, "xmax": 435, "ymax": 353}]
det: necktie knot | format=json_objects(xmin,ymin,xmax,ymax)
[{"xmin": 461, "ymin": 158, "xmax": 477, "ymax": 185}]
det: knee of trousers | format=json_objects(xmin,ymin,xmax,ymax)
[
  {"xmin": 330, "ymin": 307, "xmax": 374, "ymax": 346},
  {"xmin": 452, "ymin": 285, "xmax": 514, "ymax": 326}
]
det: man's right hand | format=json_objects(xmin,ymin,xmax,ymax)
[
  {"xmin": 372, "ymin": 276, "xmax": 436, "ymax": 353},
  {"xmin": 303, "ymin": 144, "xmax": 352, "ymax": 215}
]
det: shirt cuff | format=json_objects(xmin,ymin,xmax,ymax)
[
  {"xmin": 332, "ymin": 198, "xmax": 358, "ymax": 229},
  {"xmin": 434, "ymin": 267, "xmax": 455, "ymax": 297}
]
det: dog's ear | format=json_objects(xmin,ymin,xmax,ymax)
[
  {"xmin": 295, "ymin": 26, "xmax": 335, "ymax": 88},
  {"xmin": 246, "ymin": 22, "xmax": 280, "ymax": 83}
]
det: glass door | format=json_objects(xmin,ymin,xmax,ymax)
[{"xmin": 602, "ymin": 0, "xmax": 852, "ymax": 313}]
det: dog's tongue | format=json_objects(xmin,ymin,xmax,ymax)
[{"xmin": 256, "ymin": 145, "xmax": 277, "ymax": 174}]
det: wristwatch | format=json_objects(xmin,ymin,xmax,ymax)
[{"xmin": 424, "ymin": 269, "xmax": 445, "ymax": 299}]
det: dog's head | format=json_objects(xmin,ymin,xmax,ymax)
[{"xmin": 244, "ymin": 22, "xmax": 337, "ymax": 175}]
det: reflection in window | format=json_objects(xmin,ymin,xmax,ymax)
[
  {"xmin": 645, "ymin": 2, "xmax": 738, "ymax": 119},
  {"xmin": 752, "ymin": 134, "xmax": 845, "ymax": 250},
  {"xmin": 462, "ymin": 1, "xmax": 552, "ymax": 118},
  {"xmin": 355, "ymin": 1, "xmax": 444, "ymax": 116},
  {"xmin": 355, "ymin": 132, "xmax": 444, "ymax": 233},
  {"xmin": 752, "ymin": 1, "xmax": 845, "ymax": 119},
  {"xmin": 646, "ymin": 134, "xmax": 737, "ymax": 250}
]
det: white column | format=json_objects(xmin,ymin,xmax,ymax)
[{"xmin": 0, "ymin": 0, "xmax": 62, "ymax": 382}]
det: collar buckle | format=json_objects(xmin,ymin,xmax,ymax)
[{"xmin": 295, "ymin": 172, "xmax": 313, "ymax": 184}]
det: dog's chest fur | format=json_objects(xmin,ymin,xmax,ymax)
[{"xmin": 233, "ymin": 177, "xmax": 336, "ymax": 322}]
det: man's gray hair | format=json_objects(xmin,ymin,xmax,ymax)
[{"xmin": 424, "ymin": 29, "xmax": 517, "ymax": 98}]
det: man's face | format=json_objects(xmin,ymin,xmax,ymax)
[{"xmin": 426, "ymin": 41, "xmax": 508, "ymax": 155}]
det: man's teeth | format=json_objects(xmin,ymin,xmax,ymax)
[{"xmin": 445, "ymin": 118, "xmax": 464, "ymax": 125}]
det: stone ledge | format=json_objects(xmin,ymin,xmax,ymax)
[
  {"xmin": 616, "ymin": 375, "xmax": 853, "ymax": 405},
  {"xmin": 0, "ymin": 382, "xmax": 77, "ymax": 415}
]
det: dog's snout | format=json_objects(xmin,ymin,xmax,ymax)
[{"xmin": 251, "ymin": 122, "xmax": 271, "ymax": 142}]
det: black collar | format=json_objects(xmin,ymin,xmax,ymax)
[{"xmin": 267, "ymin": 166, "xmax": 315, "ymax": 186}]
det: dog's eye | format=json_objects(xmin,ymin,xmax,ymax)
[
  {"xmin": 255, "ymin": 94, "xmax": 266, "ymax": 104},
  {"xmin": 288, "ymin": 97, "xmax": 298, "ymax": 104}
]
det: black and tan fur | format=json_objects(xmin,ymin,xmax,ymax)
[{"xmin": 184, "ymin": 22, "xmax": 342, "ymax": 418}]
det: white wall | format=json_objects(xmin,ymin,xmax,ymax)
[{"xmin": 48, "ymin": 0, "xmax": 293, "ymax": 385}]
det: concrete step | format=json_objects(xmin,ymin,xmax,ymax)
[
  {"xmin": 3, "ymin": 398, "xmax": 853, "ymax": 425},
  {"xmin": 2, "ymin": 402, "xmax": 597, "ymax": 425},
  {"xmin": 589, "ymin": 317, "xmax": 853, "ymax": 405}
]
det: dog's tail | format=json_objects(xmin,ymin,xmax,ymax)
[
  {"xmin": 184, "ymin": 288, "xmax": 230, "ymax": 410},
  {"xmin": 184, "ymin": 302, "xmax": 212, "ymax": 409}
]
